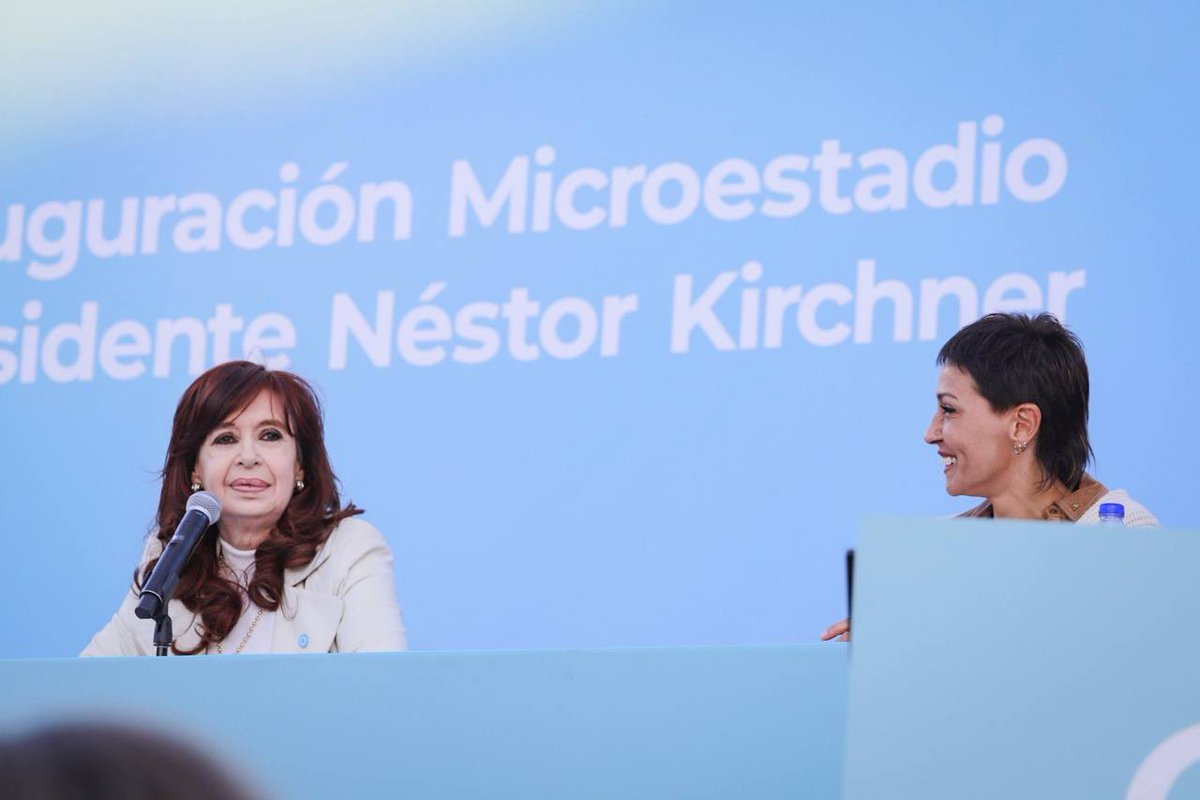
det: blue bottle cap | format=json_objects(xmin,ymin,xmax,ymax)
[{"xmin": 1098, "ymin": 502, "xmax": 1125, "ymax": 518}]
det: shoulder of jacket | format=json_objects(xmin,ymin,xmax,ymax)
[
  {"xmin": 138, "ymin": 531, "xmax": 164, "ymax": 562},
  {"xmin": 327, "ymin": 516, "xmax": 384, "ymax": 545},
  {"xmin": 318, "ymin": 517, "xmax": 389, "ymax": 566},
  {"xmin": 1081, "ymin": 489, "xmax": 1160, "ymax": 528},
  {"xmin": 126, "ymin": 533, "xmax": 165, "ymax": 584}
]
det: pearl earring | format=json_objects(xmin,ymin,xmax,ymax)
[
  {"xmin": 190, "ymin": 482, "xmax": 201, "ymax": 492},
  {"xmin": 295, "ymin": 479, "xmax": 305, "ymax": 491}
]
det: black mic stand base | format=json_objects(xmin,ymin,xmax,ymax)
[{"xmin": 153, "ymin": 614, "xmax": 173, "ymax": 657}]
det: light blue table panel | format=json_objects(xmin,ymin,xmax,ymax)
[
  {"xmin": 843, "ymin": 518, "xmax": 1200, "ymax": 800},
  {"xmin": 2, "ymin": 644, "xmax": 847, "ymax": 799}
]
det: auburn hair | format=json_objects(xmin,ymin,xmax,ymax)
[{"xmin": 137, "ymin": 361, "xmax": 361, "ymax": 654}]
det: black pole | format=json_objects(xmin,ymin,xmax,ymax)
[
  {"xmin": 845, "ymin": 549, "xmax": 855, "ymax": 629},
  {"xmin": 153, "ymin": 613, "xmax": 173, "ymax": 657}
]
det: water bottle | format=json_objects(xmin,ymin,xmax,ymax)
[{"xmin": 1098, "ymin": 502, "xmax": 1125, "ymax": 525}]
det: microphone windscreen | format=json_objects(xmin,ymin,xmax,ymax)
[{"xmin": 185, "ymin": 490, "xmax": 222, "ymax": 524}]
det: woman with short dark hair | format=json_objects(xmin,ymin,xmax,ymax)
[
  {"xmin": 822, "ymin": 313, "xmax": 1157, "ymax": 641},
  {"xmin": 927, "ymin": 312, "xmax": 1155, "ymax": 524},
  {"xmin": 84, "ymin": 361, "xmax": 406, "ymax": 655}
]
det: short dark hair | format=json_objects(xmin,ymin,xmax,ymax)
[{"xmin": 937, "ymin": 313, "xmax": 1092, "ymax": 490}]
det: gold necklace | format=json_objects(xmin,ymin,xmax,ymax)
[
  {"xmin": 214, "ymin": 549, "xmax": 266, "ymax": 655},
  {"xmin": 215, "ymin": 606, "xmax": 265, "ymax": 655}
]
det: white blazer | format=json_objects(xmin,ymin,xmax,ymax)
[{"xmin": 82, "ymin": 517, "xmax": 407, "ymax": 656}]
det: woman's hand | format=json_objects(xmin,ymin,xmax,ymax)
[{"xmin": 821, "ymin": 617, "xmax": 851, "ymax": 642}]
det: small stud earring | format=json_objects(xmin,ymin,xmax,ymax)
[
  {"xmin": 295, "ymin": 479, "xmax": 305, "ymax": 491},
  {"xmin": 190, "ymin": 482, "xmax": 201, "ymax": 492},
  {"xmin": 1012, "ymin": 441, "xmax": 1028, "ymax": 455}
]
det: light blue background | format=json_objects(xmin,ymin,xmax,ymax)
[{"xmin": 1, "ymin": 2, "xmax": 1197, "ymax": 656}]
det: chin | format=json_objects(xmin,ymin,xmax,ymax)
[
  {"xmin": 944, "ymin": 479, "xmax": 975, "ymax": 498},
  {"xmin": 946, "ymin": 481, "xmax": 987, "ymax": 500}
]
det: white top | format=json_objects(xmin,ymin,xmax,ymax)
[
  {"xmin": 213, "ymin": 540, "xmax": 277, "ymax": 655},
  {"xmin": 1077, "ymin": 489, "xmax": 1160, "ymax": 528}
]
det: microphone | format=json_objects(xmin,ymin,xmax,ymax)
[{"xmin": 134, "ymin": 491, "xmax": 221, "ymax": 620}]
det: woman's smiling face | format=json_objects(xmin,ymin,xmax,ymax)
[
  {"xmin": 924, "ymin": 365, "xmax": 1016, "ymax": 498},
  {"xmin": 190, "ymin": 389, "xmax": 302, "ymax": 540}
]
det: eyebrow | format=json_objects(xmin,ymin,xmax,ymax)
[
  {"xmin": 936, "ymin": 393, "xmax": 958, "ymax": 401},
  {"xmin": 212, "ymin": 418, "xmax": 291, "ymax": 431}
]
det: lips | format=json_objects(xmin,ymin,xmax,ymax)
[
  {"xmin": 938, "ymin": 451, "xmax": 957, "ymax": 471},
  {"xmin": 230, "ymin": 477, "xmax": 271, "ymax": 491}
]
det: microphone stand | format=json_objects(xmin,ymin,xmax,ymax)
[
  {"xmin": 138, "ymin": 589, "xmax": 173, "ymax": 656},
  {"xmin": 153, "ymin": 612, "xmax": 173, "ymax": 657}
]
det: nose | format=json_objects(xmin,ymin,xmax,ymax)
[
  {"xmin": 923, "ymin": 411, "xmax": 941, "ymax": 445},
  {"xmin": 236, "ymin": 436, "xmax": 261, "ymax": 466}
]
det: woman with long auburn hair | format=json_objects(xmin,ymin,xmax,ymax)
[{"xmin": 83, "ymin": 361, "xmax": 406, "ymax": 655}]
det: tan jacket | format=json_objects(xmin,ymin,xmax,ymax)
[
  {"xmin": 957, "ymin": 473, "xmax": 1159, "ymax": 527},
  {"xmin": 82, "ymin": 517, "xmax": 407, "ymax": 656}
]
